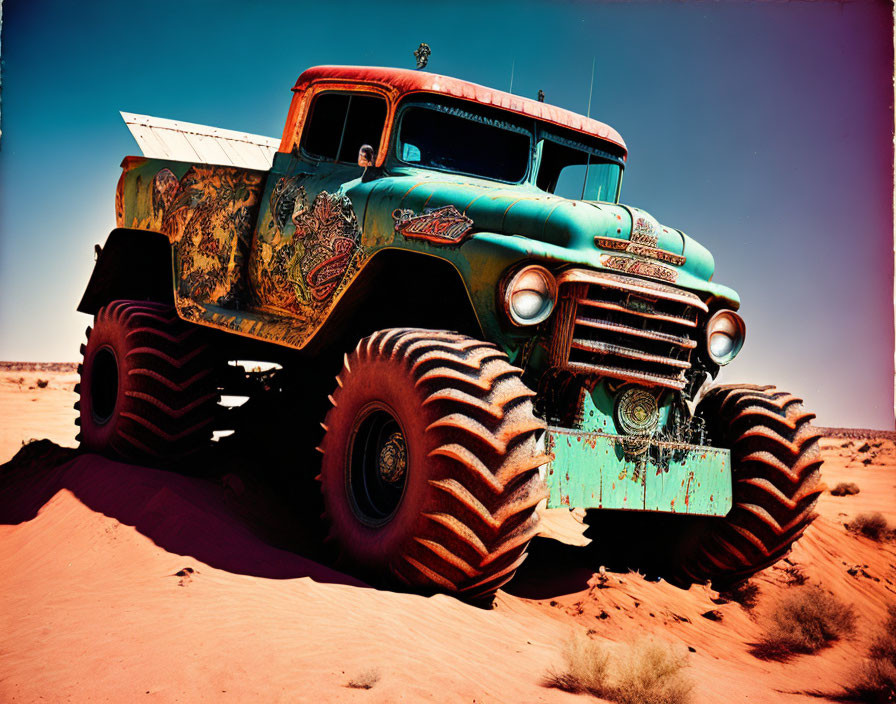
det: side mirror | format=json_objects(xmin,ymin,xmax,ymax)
[{"xmin": 358, "ymin": 144, "xmax": 375, "ymax": 168}]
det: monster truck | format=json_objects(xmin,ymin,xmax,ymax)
[{"xmin": 76, "ymin": 66, "xmax": 823, "ymax": 600}]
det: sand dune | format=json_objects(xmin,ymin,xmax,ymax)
[{"xmin": 1, "ymin": 372, "xmax": 894, "ymax": 702}]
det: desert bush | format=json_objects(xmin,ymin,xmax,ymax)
[
  {"xmin": 831, "ymin": 482, "xmax": 861, "ymax": 497},
  {"xmin": 844, "ymin": 604, "xmax": 896, "ymax": 702},
  {"xmin": 545, "ymin": 632, "xmax": 693, "ymax": 704},
  {"xmin": 346, "ymin": 668, "xmax": 380, "ymax": 689},
  {"xmin": 848, "ymin": 660, "xmax": 896, "ymax": 703},
  {"xmin": 782, "ymin": 565, "xmax": 808, "ymax": 587},
  {"xmin": 753, "ymin": 585, "xmax": 856, "ymax": 659},
  {"xmin": 35, "ymin": 378, "xmax": 49, "ymax": 388},
  {"xmin": 848, "ymin": 513, "xmax": 893, "ymax": 542},
  {"xmin": 869, "ymin": 606, "xmax": 896, "ymax": 662},
  {"xmin": 719, "ymin": 580, "xmax": 760, "ymax": 610}
]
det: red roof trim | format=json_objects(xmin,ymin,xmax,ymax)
[{"xmin": 292, "ymin": 66, "xmax": 627, "ymax": 154}]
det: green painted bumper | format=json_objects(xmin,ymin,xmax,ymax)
[{"xmin": 544, "ymin": 428, "xmax": 733, "ymax": 517}]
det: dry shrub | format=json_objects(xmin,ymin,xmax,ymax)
[
  {"xmin": 35, "ymin": 378, "xmax": 49, "ymax": 388},
  {"xmin": 545, "ymin": 632, "xmax": 693, "ymax": 704},
  {"xmin": 719, "ymin": 580, "xmax": 760, "ymax": 610},
  {"xmin": 831, "ymin": 482, "xmax": 861, "ymax": 497},
  {"xmin": 849, "ymin": 660, "xmax": 896, "ymax": 703},
  {"xmin": 346, "ymin": 668, "xmax": 380, "ymax": 689},
  {"xmin": 782, "ymin": 565, "xmax": 808, "ymax": 587},
  {"xmin": 869, "ymin": 606, "xmax": 896, "ymax": 662},
  {"xmin": 753, "ymin": 585, "xmax": 856, "ymax": 660},
  {"xmin": 845, "ymin": 604, "xmax": 896, "ymax": 702},
  {"xmin": 848, "ymin": 513, "xmax": 893, "ymax": 542}
]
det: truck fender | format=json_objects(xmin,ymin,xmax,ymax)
[
  {"xmin": 303, "ymin": 248, "xmax": 484, "ymax": 356},
  {"xmin": 77, "ymin": 229, "xmax": 173, "ymax": 315}
]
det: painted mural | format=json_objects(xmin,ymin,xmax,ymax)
[
  {"xmin": 249, "ymin": 177, "xmax": 366, "ymax": 321},
  {"xmin": 117, "ymin": 162, "xmax": 265, "ymax": 307},
  {"xmin": 115, "ymin": 159, "xmax": 369, "ymax": 349}
]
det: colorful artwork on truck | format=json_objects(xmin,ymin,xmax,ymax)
[
  {"xmin": 115, "ymin": 159, "xmax": 368, "ymax": 347},
  {"xmin": 116, "ymin": 160, "xmax": 265, "ymax": 306},
  {"xmin": 249, "ymin": 177, "xmax": 366, "ymax": 318}
]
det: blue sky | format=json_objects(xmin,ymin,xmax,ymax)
[{"xmin": 0, "ymin": 0, "xmax": 892, "ymax": 428}]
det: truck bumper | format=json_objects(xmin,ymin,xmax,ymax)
[{"xmin": 544, "ymin": 428, "xmax": 733, "ymax": 517}]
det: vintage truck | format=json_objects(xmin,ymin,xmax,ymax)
[{"xmin": 76, "ymin": 66, "xmax": 823, "ymax": 600}]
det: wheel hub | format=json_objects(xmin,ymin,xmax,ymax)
[
  {"xmin": 348, "ymin": 406, "xmax": 409, "ymax": 526},
  {"xmin": 377, "ymin": 432, "xmax": 407, "ymax": 484},
  {"xmin": 90, "ymin": 346, "xmax": 119, "ymax": 424}
]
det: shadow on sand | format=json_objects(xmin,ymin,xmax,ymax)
[
  {"xmin": 0, "ymin": 440, "xmax": 363, "ymax": 587},
  {"xmin": 1, "ymin": 440, "xmax": 611, "ymax": 602},
  {"xmin": 502, "ymin": 535, "xmax": 598, "ymax": 600}
]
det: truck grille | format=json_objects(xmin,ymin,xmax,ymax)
[{"xmin": 549, "ymin": 269, "xmax": 708, "ymax": 390}]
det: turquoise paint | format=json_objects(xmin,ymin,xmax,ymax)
[
  {"xmin": 545, "ymin": 429, "xmax": 732, "ymax": 516},
  {"xmin": 358, "ymin": 169, "xmax": 738, "ymax": 356},
  {"xmin": 362, "ymin": 169, "xmax": 737, "ymax": 293}
]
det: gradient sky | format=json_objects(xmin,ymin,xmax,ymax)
[{"xmin": 0, "ymin": 0, "xmax": 892, "ymax": 428}]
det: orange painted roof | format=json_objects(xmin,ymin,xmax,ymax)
[{"xmin": 293, "ymin": 65, "xmax": 626, "ymax": 154}]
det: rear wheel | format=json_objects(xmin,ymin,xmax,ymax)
[
  {"xmin": 76, "ymin": 300, "xmax": 220, "ymax": 463},
  {"xmin": 585, "ymin": 384, "xmax": 824, "ymax": 589},
  {"xmin": 318, "ymin": 328, "xmax": 550, "ymax": 601}
]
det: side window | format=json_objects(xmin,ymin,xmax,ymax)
[
  {"xmin": 303, "ymin": 93, "xmax": 349, "ymax": 160},
  {"xmin": 302, "ymin": 92, "xmax": 387, "ymax": 163}
]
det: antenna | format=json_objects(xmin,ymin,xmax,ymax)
[
  {"xmin": 581, "ymin": 57, "xmax": 596, "ymax": 200},
  {"xmin": 509, "ymin": 59, "xmax": 515, "ymax": 94},
  {"xmin": 586, "ymin": 56, "xmax": 595, "ymax": 118}
]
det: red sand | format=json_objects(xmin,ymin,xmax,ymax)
[{"xmin": 1, "ymin": 374, "xmax": 894, "ymax": 703}]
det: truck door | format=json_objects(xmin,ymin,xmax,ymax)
[{"xmin": 248, "ymin": 90, "xmax": 388, "ymax": 335}]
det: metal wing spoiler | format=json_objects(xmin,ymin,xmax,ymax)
[{"xmin": 120, "ymin": 111, "xmax": 280, "ymax": 170}]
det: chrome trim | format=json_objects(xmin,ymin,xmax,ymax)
[
  {"xmin": 558, "ymin": 269, "xmax": 708, "ymax": 312},
  {"xmin": 565, "ymin": 361, "xmax": 687, "ymax": 390},
  {"xmin": 571, "ymin": 339, "xmax": 692, "ymax": 368},
  {"xmin": 574, "ymin": 315, "xmax": 697, "ymax": 349}
]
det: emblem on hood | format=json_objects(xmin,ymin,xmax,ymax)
[
  {"xmin": 392, "ymin": 205, "xmax": 474, "ymax": 245},
  {"xmin": 595, "ymin": 216, "xmax": 687, "ymax": 267},
  {"xmin": 600, "ymin": 254, "xmax": 678, "ymax": 284}
]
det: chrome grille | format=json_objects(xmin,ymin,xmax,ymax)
[{"xmin": 549, "ymin": 270, "xmax": 708, "ymax": 390}]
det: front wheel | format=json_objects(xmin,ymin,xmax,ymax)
[
  {"xmin": 673, "ymin": 384, "xmax": 824, "ymax": 587},
  {"xmin": 585, "ymin": 384, "xmax": 824, "ymax": 590},
  {"xmin": 318, "ymin": 328, "xmax": 549, "ymax": 601}
]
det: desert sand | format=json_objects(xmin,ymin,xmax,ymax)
[{"xmin": 1, "ymin": 368, "xmax": 894, "ymax": 703}]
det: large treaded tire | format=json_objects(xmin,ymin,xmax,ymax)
[
  {"xmin": 76, "ymin": 300, "xmax": 219, "ymax": 463},
  {"xmin": 676, "ymin": 384, "xmax": 824, "ymax": 587},
  {"xmin": 318, "ymin": 328, "xmax": 550, "ymax": 601},
  {"xmin": 583, "ymin": 384, "xmax": 824, "ymax": 590}
]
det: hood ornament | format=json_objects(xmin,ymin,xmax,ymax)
[
  {"xmin": 595, "ymin": 215, "xmax": 686, "ymax": 268},
  {"xmin": 413, "ymin": 43, "xmax": 431, "ymax": 70}
]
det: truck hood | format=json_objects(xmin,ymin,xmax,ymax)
[{"xmin": 361, "ymin": 170, "xmax": 739, "ymax": 307}]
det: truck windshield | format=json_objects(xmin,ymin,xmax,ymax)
[
  {"xmin": 396, "ymin": 103, "xmax": 531, "ymax": 182},
  {"xmin": 535, "ymin": 132, "xmax": 623, "ymax": 202}
]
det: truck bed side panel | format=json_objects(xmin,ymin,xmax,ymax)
[{"xmin": 116, "ymin": 157, "xmax": 267, "ymax": 308}]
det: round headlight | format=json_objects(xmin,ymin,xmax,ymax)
[
  {"xmin": 706, "ymin": 309, "xmax": 746, "ymax": 365},
  {"xmin": 503, "ymin": 265, "xmax": 557, "ymax": 326}
]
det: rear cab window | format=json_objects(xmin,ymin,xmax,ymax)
[{"xmin": 302, "ymin": 92, "xmax": 388, "ymax": 163}]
